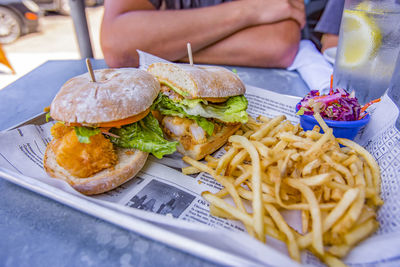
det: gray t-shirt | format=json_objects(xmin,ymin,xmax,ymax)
[
  {"xmin": 315, "ymin": 0, "xmax": 344, "ymax": 35},
  {"xmin": 149, "ymin": 0, "xmax": 232, "ymax": 9}
]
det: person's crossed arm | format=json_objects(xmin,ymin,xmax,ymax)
[{"xmin": 100, "ymin": 0, "xmax": 305, "ymax": 68}]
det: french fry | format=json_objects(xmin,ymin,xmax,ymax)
[
  {"xmin": 237, "ymin": 187, "xmax": 276, "ymax": 204},
  {"xmin": 278, "ymin": 152, "xmax": 291, "ymax": 177},
  {"xmin": 264, "ymin": 223, "xmax": 286, "ymax": 241},
  {"xmin": 338, "ymin": 138, "xmax": 381, "ymax": 193},
  {"xmin": 349, "ymin": 162, "xmax": 358, "ymax": 176},
  {"xmin": 229, "ymin": 135, "xmax": 265, "ymax": 242},
  {"xmin": 246, "ymin": 116, "xmax": 262, "ymax": 131},
  {"xmin": 299, "ymin": 173, "xmax": 331, "ymax": 187},
  {"xmin": 344, "ymin": 219, "xmax": 379, "ymax": 246},
  {"xmin": 209, "ymin": 204, "xmax": 236, "ymax": 219},
  {"xmin": 289, "ymin": 142, "xmax": 312, "ymax": 150},
  {"xmin": 228, "ymin": 149, "xmax": 248, "ymax": 175},
  {"xmin": 278, "ymin": 132, "xmax": 314, "ymax": 147},
  {"xmin": 250, "ymin": 115, "xmax": 285, "ymax": 140},
  {"xmin": 327, "ymin": 181, "xmax": 382, "ymax": 205},
  {"xmin": 327, "ymin": 244, "xmax": 351, "ymax": 258},
  {"xmin": 353, "ymin": 160, "xmax": 366, "ymax": 186},
  {"xmin": 234, "ymin": 170, "xmax": 252, "ymax": 186},
  {"xmin": 234, "ymin": 129, "xmax": 244, "ymax": 136},
  {"xmin": 183, "ymin": 156, "xmax": 214, "ymax": 174},
  {"xmin": 216, "ymin": 147, "xmax": 238, "ymax": 175},
  {"xmin": 313, "ymin": 110, "xmax": 330, "ymax": 133},
  {"xmin": 342, "ymin": 154, "xmax": 359, "ymax": 166},
  {"xmin": 331, "ymin": 188, "xmax": 344, "ymax": 201},
  {"xmin": 251, "ymin": 141, "xmax": 270, "ymax": 159},
  {"xmin": 261, "ymin": 182, "xmax": 275, "ymax": 196},
  {"xmin": 323, "ymin": 185, "xmax": 331, "ymax": 202},
  {"xmin": 202, "ymin": 191, "xmax": 253, "ymax": 225},
  {"xmin": 305, "ymin": 130, "xmax": 323, "ymax": 140},
  {"xmin": 257, "ymin": 115, "xmax": 271, "ymax": 123},
  {"xmin": 243, "ymin": 130, "xmax": 254, "ymax": 138},
  {"xmin": 322, "ymin": 154, "xmax": 354, "ymax": 186},
  {"xmin": 182, "ymin": 114, "xmax": 383, "ymax": 265},
  {"xmin": 290, "ymin": 152, "xmax": 301, "ymax": 162},
  {"xmin": 259, "ymin": 136, "xmax": 277, "ymax": 146},
  {"xmin": 329, "ymin": 219, "xmax": 378, "ymax": 255},
  {"xmin": 321, "ymin": 253, "xmax": 348, "ymax": 267},
  {"xmin": 181, "ymin": 166, "xmax": 201, "ymax": 175},
  {"xmin": 205, "ymin": 155, "xmax": 218, "ymax": 162},
  {"xmin": 210, "ymin": 203, "xmax": 255, "ymax": 237},
  {"xmin": 331, "ymin": 151, "xmax": 350, "ymax": 163},
  {"xmin": 297, "ymin": 187, "xmax": 359, "ymax": 249},
  {"xmin": 268, "ymin": 120, "xmax": 293, "ymax": 137},
  {"xmin": 363, "ymin": 163, "xmax": 374, "ymax": 190},
  {"xmin": 206, "ymin": 160, "xmax": 218, "ymax": 168},
  {"xmin": 357, "ymin": 206, "xmax": 376, "ymax": 225},
  {"xmin": 302, "ymin": 159, "xmax": 321, "ymax": 176},
  {"xmin": 274, "ymin": 174, "xmax": 337, "ymax": 211},
  {"xmin": 271, "ymin": 140, "xmax": 288, "ymax": 156},
  {"xmin": 332, "ymin": 186, "xmax": 365, "ymax": 235},
  {"xmin": 184, "ymin": 157, "xmax": 247, "ymax": 215},
  {"xmin": 304, "ymin": 127, "xmax": 334, "ymax": 158},
  {"xmin": 285, "ymin": 178, "xmax": 324, "ymax": 255},
  {"xmin": 264, "ymin": 203, "xmax": 301, "ymax": 262}
]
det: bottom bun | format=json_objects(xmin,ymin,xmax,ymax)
[
  {"xmin": 44, "ymin": 140, "xmax": 148, "ymax": 195},
  {"xmin": 175, "ymin": 124, "xmax": 241, "ymax": 160}
]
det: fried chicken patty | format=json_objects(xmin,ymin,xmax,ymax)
[
  {"xmin": 161, "ymin": 116, "xmax": 226, "ymax": 150},
  {"xmin": 50, "ymin": 123, "xmax": 117, "ymax": 178},
  {"xmin": 161, "ymin": 85, "xmax": 183, "ymax": 101}
]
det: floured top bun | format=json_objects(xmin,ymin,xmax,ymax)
[
  {"xmin": 147, "ymin": 63, "xmax": 246, "ymax": 99},
  {"xmin": 50, "ymin": 68, "xmax": 160, "ymax": 124}
]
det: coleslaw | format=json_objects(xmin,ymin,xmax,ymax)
[{"xmin": 296, "ymin": 89, "xmax": 379, "ymax": 121}]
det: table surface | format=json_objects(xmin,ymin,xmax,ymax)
[{"xmin": 0, "ymin": 59, "xmax": 309, "ymax": 267}]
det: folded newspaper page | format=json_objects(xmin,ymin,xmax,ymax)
[{"xmin": 0, "ymin": 52, "xmax": 399, "ymax": 266}]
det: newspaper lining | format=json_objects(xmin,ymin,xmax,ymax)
[{"xmin": 0, "ymin": 52, "xmax": 399, "ymax": 266}]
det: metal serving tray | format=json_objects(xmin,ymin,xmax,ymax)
[{"xmin": 0, "ymin": 112, "xmax": 296, "ymax": 267}]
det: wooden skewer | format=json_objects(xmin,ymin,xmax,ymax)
[
  {"xmin": 86, "ymin": 58, "xmax": 96, "ymax": 82},
  {"xmin": 187, "ymin": 42, "xmax": 193, "ymax": 66}
]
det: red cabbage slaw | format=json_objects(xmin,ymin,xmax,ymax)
[{"xmin": 296, "ymin": 89, "xmax": 364, "ymax": 121}]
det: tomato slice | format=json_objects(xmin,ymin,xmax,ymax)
[
  {"xmin": 68, "ymin": 109, "xmax": 150, "ymax": 128},
  {"xmin": 204, "ymin": 97, "xmax": 227, "ymax": 103}
]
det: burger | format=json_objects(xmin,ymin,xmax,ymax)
[
  {"xmin": 44, "ymin": 68, "xmax": 177, "ymax": 195},
  {"xmin": 147, "ymin": 63, "xmax": 248, "ymax": 160}
]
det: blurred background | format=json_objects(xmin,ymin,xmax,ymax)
[
  {"xmin": 0, "ymin": 0, "xmax": 329, "ymax": 90},
  {"xmin": 0, "ymin": 0, "xmax": 104, "ymax": 89}
]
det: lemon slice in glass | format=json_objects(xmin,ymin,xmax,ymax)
[{"xmin": 338, "ymin": 9, "xmax": 381, "ymax": 68}]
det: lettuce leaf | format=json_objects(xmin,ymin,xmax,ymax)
[
  {"xmin": 190, "ymin": 95, "xmax": 248, "ymax": 124},
  {"xmin": 161, "ymin": 81, "xmax": 190, "ymax": 97},
  {"xmin": 180, "ymin": 98, "xmax": 207, "ymax": 108},
  {"xmin": 152, "ymin": 94, "xmax": 215, "ymax": 135},
  {"xmin": 152, "ymin": 94, "xmax": 248, "ymax": 134},
  {"xmin": 45, "ymin": 112, "xmax": 51, "ymax": 122},
  {"xmin": 74, "ymin": 127, "xmax": 101, "ymax": 144},
  {"xmin": 108, "ymin": 113, "xmax": 177, "ymax": 159}
]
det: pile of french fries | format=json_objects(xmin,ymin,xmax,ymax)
[{"xmin": 182, "ymin": 113, "xmax": 383, "ymax": 266}]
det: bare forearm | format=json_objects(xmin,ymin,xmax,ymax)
[
  {"xmin": 101, "ymin": 1, "xmax": 252, "ymax": 67},
  {"xmin": 101, "ymin": 0, "xmax": 305, "ymax": 67},
  {"xmin": 184, "ymin": 21, "xmax": 301, "ymax": 68},
  {"xmin": 321, "ymin": 33, "xmax": 339, "ymax": 52}
]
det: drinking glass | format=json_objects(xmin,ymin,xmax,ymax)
[
  {"xmin": 333, "ymin": 0, "xmax": 400, "ymax": 104},
  {"xmin": 387, "ymin": 51, "xmax": 400, "ymax": 129}
]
